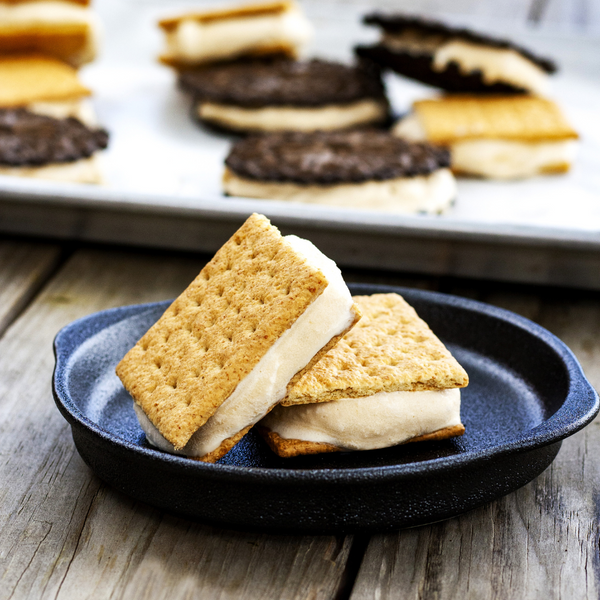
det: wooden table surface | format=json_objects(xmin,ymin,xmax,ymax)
[{"xmin": 0, "ymin": 235, "xmax": 599, "ymax": 600}]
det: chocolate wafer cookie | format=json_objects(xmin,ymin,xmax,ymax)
[
  {"xmin": 356, "ymin": 13, "xmax": 556, "ymax": 95},
  {"xmin": 223, "ymin": 130, "xmax": 456, "ymax": 213},
  {"xmin": 179, "ymin": 57, "xmax": 389, "ymax": 133}
]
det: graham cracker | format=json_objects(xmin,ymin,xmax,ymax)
[
  {"xmin": 2, "ymin": 0, "xmax": 89, "ymax": 4},
  {"xmin": 0, "ymin": 54, "xmax": 90, "ymax": 106},
  {"xmin": 117, "ymin": 213, "xmax": 336, "ymax": 451},
  {"xmin": 159, "ymin": 1, "xmax": 293, "ymax": 31},
  {"xmin": 0, "ymin": 25, "xmax": 95, "ymax": 67},
  {"xmin": 282, "ymin": 293, "xmax": 468, "ymax": 406},
  {"xmin": 413, "ymin": 95, "xmax": 579, "ymax": 144},
  {"xmin": 258, "ymin": 424, "xmax": 466, "ymax": 458}
]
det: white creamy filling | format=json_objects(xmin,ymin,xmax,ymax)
[
  {"xmin": 136, "ymin": 235, "xmax": 355, "ymax": 458},
  {"xmin": 451, "ymin": 138, "xmax": 577, "ymax": 179},
  {"xmin": 0, "ymin": 154, "xmax": 102, "ymax": 183},
  {"xmin": 393, "ymin": 113, "xmax": 576, "ymax": 179},
  {"xmin": 392, "ymin": 112, "xmax": 427, "ymax": 141},
  {"xmin": 163, "ymin": 7, "xmax": 313, "ymax": 63},
  {"xmin": 0, "ymin": 1, "xmax": 100, "ymax": 63},
  {"xmin": 224, "ymin": 168, "xmax": 456, "ymax": 214},
  {"xmin": 261, "ymin": 388, "xmax": 462, "ymax": 451},
  {"xmin": 27, "ymin": 98, "xmax": 97, "ymax": 125},
  {"xmin": 382, "ymin": 32, "xmax": 549, "ymax": 94},
  {"xmin": 198, "ymin": 99, "xmax": 387, "ymax": 132}
]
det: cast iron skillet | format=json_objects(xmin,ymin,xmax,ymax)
[{"xmin": 52, "ymin": 283, "xmax": 599, "ymax": 534}]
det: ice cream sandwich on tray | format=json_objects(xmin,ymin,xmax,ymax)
[
  {"xmin": 0, "ymin": 0, "xmax": 101, "ymax": 66},
  {"xmin": 116, "ymin": 213, "xmax": 360, "ymax": 463},
  {"xmin": 158, "ymin": 0, "xmax": 313, "ymax": 68},
  {"xmin": 0, "ymin": 54, "xmax": 108, "ymax": 183},
  {"xmin": 394, "ymin": 94, "xmax": 579, "ymax": 179},
  {"xmin": 179, "ymin": 57, "xmax": 389, "ymax": 133},
  {"xmin": 223, "ymin": 130, "xmax": 457, "ymax": 213},
  {"xmin": 355, "ymin": 13, "xmax": 556, "ymax": 95},
  {"xmin": 259, "ymin": 293, "xmax": 469, "ymax": 457}
]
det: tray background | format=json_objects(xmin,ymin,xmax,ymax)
[{"xmin": 2, "ymin": 0, "xmax": 600, "ymax": 288}]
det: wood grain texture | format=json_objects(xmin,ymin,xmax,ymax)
[
  {"xmin": 0, "ymin": 240, "xmax": 62, "ymax": 336},
  {"xmin": 0, "ymin": 248, "xmax": 351, "ymax": 600},
  {"xmin": 350, "ymin": 284, "xmax": 600, "ymax": 600}
]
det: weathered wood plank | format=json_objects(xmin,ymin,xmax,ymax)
[
  {"xmin": 0, "ymin": 248, "xmax": 351, "ymax": 600},
  {"xmin": 0, "ymin": 240, "xmax": 62, "ymax": 335},
  {"xmin": 350, "ymin": 285, "xmax": 600, "ymax": 600}
]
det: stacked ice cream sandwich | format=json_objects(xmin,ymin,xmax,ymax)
[
  {"xmin": 117, "ymin": 215, "xmax": 468, "ymax": 461},
  {"xmin": 0, "ymin": 54, "xmax": 107, "ymax": 183},
  {"xmin": 260, "ymin": 293, "xmax": 468, "ymax": 457},
  {"xmin": 159, "ymin": 1, "xmax": 392, "ymax": 134},
  {"xmin": 358, "ymin": 13, "xmax": 578, "ymax": 179},
  {"xmin": 117, "ymin": 213, "xmax": 360, "ymax": 462},
  {"xmin": 158, "ymin": 0, "xmax": 313, "ymax": 68},
  {"xmin": 0, "ymin": 1, "xmax": 107, "ymax": 183},
  {"xmin": 0, "ymin": 0, "xmax": 101, "ymax": 67}
]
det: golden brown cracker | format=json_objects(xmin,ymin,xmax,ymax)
[
  {"xmin": 0, "ymin": 54, "xmax": 90, "ymax": 106},
  {"xmin": 413, "ymin": 95, "xmax": 578, "ymax": 143},
  {"xmin": 116, "ymin": 213, "xmax": 332, "ymax": 450},
  {"xmin": 283, "ymin": 293, "xmax": 468, "ymax": 406},
  {"xmin": 159, "ymin": 1, "xmax": 293, "ymax": 31},
  {"xmin": 259, "ymin": 424, "xmax": 466, "ymax": 458}
]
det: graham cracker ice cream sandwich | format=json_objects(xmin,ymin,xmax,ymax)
[
  {"xmin": 158, "ymin": 0, "xmax": 313, "ymax": 68},
  {"xmin": 116, "ymin": 213, "xmax": 360, "ymax": 462},
  {"xmin": 356, "ymin": 13, "xmax": 556, "ymax": 95},
  {"xmin": 223, "ymin": 130, "xmax": 457, "ymax": 213},
  {"xmin": 0, "ymin": 0, "xmax": 101, "ymax": 66},
  {"xmin": 179, "ymin": 57, "xmax": 389, "ymax": 133},
  {"xmin": 259, "ymin": 293, "xmax": 468, "ymax": 457},
  {"xmin": 0, "ymin": 54, "xmax": 108, "ymax": 183},
  {"xmin": 394, "ymin": 95, "xmax": 579, "ymax": 179}
]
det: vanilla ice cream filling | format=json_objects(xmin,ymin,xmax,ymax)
[
  {"xmin": 451, "ymin": 138, "xmax": 577, "ymax": 179},
  {"xmin": 0, "ymin": 1, "xmax": 101, "ymax": 63},
  {"xmin": 383, "ymin": 32, "xmax": 549, "ymax": 94},
  {"xmin": 164, "ymin": 7, "xmax": 313, "ymax": 63},
  {"xmin": 393, "ymin": 113, "xmax": 576, "ymax": 179},
  {"xmin": 262, "ymin": 388, "xmax": 462, "ymax": 451},
  {"xmin": 136, "ymin": 235, "xmax": 356, "ymax": 458},
  {"xmin": 224, "ymin": 167, "xmax": 456, "ymax": 214},
  {"xmin": 198, "ymin": 99, "xmax": 387, "ymax": 132},
  {"xmin": 27, "ymin": 98, "xmax": 97, "ymax": 125},
  {"xmin": 0, "ymin": 154, "xmax": 102, "ymax": 183}
]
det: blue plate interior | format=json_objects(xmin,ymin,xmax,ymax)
[{"xmin": 52, "ymin": 284, "xmax": 599, "ymax": 531}]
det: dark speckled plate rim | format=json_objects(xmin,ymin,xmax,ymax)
[{"xmin": 52, "ymin": 283, "xmax": 599, "ymax": 484}]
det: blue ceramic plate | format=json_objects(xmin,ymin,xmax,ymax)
[{"xmin": 52, "ymin": 284, "xmax": 598, "ymax": 533}]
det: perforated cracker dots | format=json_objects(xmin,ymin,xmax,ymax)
[
  {"xmin": 283, "ymin": 292, "xmax": 469, "ymax": 405},
  {"xmin": 116, "ymin": 213, "xmax": 330, "ymax": 450}
]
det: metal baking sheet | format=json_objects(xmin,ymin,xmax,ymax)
[{"xmin": 1, "ymin": 0, "xmax": 600, "ymax": 289}]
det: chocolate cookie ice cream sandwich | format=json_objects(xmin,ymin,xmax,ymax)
[
  {"xmin": 223, "ymin": 130, "xmax": 456, "ymax": 213},
  {"xmin": 394, "ymin": 94, "xmax": 578, "ymax": 179},
  {"xmin": 356, "ymin": 13, "xmax": 556, "ymax": 95},
  {"xmin": 0, "ymin": 54, "xmax": 108, "ymax": 183},
  {"xmin": 259, "ymin": 293, "xmax": 468, "ymax": 457},
  {"xmin": 159, "ymin": 0, "xmax": 313, "ymax": 68},
  {"xmin": 179, "ymin": 57, "xmax": 389, "ymax": 133},
  {"xmin": 117, "ymin": 213, "xmax": 360, "ymax": 462},
  {"xmin": 0, "ymin": 0, "xmax": 101, "ymax": 66}
]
